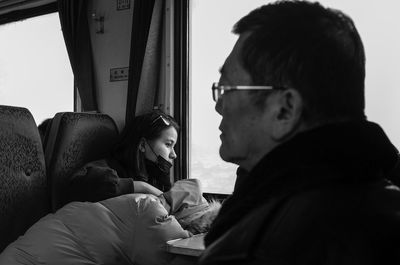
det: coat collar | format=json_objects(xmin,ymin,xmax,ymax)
[{"xmin": 205, "ymin": 120, "xmax": 398, "ymax": 246}]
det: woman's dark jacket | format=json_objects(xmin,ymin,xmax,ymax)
[
  {"xmin": 199, "ymin": 120, "xmax": 400, "ymax": 265},
  {"xmin": 68, "ymin": 158, "xmax": 135, "ymax": 203}
]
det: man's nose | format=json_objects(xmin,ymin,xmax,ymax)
[{"xmin": 215, "ymin": 97, "xmax": 223, "ymax": 115}]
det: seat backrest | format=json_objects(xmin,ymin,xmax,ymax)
[
  {"xmin": 0, "ymin": 105, "xmax": 50, "ymax": 252},
  {"xmin": 45, "ymin": 112, "xmax": 119, "ymax": 212}
]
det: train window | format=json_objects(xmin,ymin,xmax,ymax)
[
  {"xmin": 0, "ymin": 12, "xmax": 73, "ymax": 125},
  {"xmin": 189, "ymin": 0, "xmax": 400, "ymax": 194},
  {"xmin": 190, "ymin": 0, "xmax": 267, "ymax": 194}
]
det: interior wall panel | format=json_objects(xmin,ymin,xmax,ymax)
[{"xmin": 88, "ymin": 0, "xmax": 133, "ymax": 131}]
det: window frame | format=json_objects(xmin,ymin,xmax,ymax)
[
  {"xmin": 173, "ymin": 0, "xmax": 190, "ymax": 183},
  {"xmin": 0, "ymin": 2, "xmax": 57, "ymax": 26},
  {"xmin": 175, "ymin": 0, "xmax": 230, "ymax": 198}
]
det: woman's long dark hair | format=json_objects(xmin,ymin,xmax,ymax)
[{"xmin": 112, "ymin": 110, "xmax": 179, "ymax": 187}]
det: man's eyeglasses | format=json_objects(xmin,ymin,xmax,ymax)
[{"xmin": 211, "ymin": 82, "xmax": 275, "ymax": 102}]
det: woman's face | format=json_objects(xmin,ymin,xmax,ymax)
[{"xmin": 144, "ymin": 126, "xmax": 178, "ymax": 163}]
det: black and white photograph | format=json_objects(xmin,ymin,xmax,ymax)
[{"xmin": 1, "ymin": 0, "xmax": 400, "ymax": 264}]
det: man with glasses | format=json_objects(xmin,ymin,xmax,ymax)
[{"xmin": 199, "ymin": 1, "xmax": 400, "ymax": 264}]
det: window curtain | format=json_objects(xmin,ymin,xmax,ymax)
[
  {"xmin": 125, "ymin": 0, "xmax": 164, "ymax": 124},
  {"xmin": 58, "ymin": 0, "xmax": 98, "ymax": 111}
]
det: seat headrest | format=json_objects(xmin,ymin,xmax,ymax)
[
  {"xmin": 45, "ymin": 112, "xmax": 119, "ymax": 211},
  {"xmin": 0, "ymin": 105, "xmax": 49, "ymax": 252}
]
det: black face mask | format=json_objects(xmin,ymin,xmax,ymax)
[
  {"xmin": 151, "ymin": 154, "xmax": 172, "ymax": 174},
  {"xmin": 144, "ymin": 141, "xmax": 173, "ymax": 191},
  {"xmin": 145, "ymin": 158, "xmax": 172, "ymax": 191}
]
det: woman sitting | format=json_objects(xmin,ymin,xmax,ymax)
[{"xmin": 68, "ymin": 110, "xmax": 179, "ymax": 203}]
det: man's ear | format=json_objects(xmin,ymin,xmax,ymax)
[
  {"xmin": 139, "ymin": 138, "xmax": 146, "ymax": 153},
  {"xmin": 271, "ymin": 89, "xmax": 303, "ymax": 141}
]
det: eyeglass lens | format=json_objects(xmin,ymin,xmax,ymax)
[{"xmin": 212, "ymin": 83, "xmax": 222, "ymax": 102}]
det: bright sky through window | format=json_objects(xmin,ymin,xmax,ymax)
[{"xmin": 0, "ymin": 13, "xmax": 73, "ymax": 125}]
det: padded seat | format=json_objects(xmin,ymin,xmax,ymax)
[
  {"xmin": 45, "ymin": 112, "xmax": 119, "ymax": 212},
  {"xmin": 0, "ymin": 105, "xmax": 49, "ymax": 252}
]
